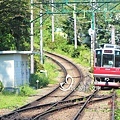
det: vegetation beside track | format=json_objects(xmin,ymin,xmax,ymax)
[
  {"xmin": 0, "ymin": 45, "xmax": 91, "ymax": 110},
  {"xmin": 0, "ymin": 59, "xmax": 59, "ymax": 109},
  {"xmin": 115, "ymin": 90, "xmax": 120, "ymax": 120},
  {"xmin": 45, "ymin": 44, "xmax": 91, "ymax": 67},
  {"xmin": 0, "ymin": 85, "xmax": 35, "ymax": 109}
]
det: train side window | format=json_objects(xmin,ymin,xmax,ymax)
[
  {"xmin": 115, "ymin": 51, "xmax": 120, "ymax": 67},
  {"xmin": 95, "ymin": 50, "xmax": 102, "ymax": 67},
  {"xmin": 96, "ymin": 56, "xmax": 101, "ymax": 66}
]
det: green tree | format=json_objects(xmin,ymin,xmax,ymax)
[
  {"xmin": 0, "ymin": 81, "xmax": 4, "ymax": 92},
  {"xmin": 0, "ymin": 0, "xmax": 30, "ymax": 50}
]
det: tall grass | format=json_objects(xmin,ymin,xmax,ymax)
[
  {"xmin": 0, "ymin": 94, "xmax": 27, "ymax": 109},
  {"xmin": 115, "ymin": 89, "xmax": 120, "ymax": 120},
  {"xmin": 44, "ymin": 58, "xmax": 59, "ymax": 84},
  {"xmin": 0, "ymin": 85, "xmax": 36, "ymax": 109},
  {"xmin": 48, "ymin": 44, "xmax": 91, "ymax": 67}
]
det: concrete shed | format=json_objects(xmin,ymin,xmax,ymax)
[{"xmin": 0, "ymin": 51, "xmax": 33, "ymax": 88}]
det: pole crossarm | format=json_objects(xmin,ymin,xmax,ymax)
[
  {"xmin": 30, "ymin": 0, "xmax": 120, "ymax": 25},
  {"xmin": 34, "ymin": 1, "xmax": 120, "ymax": 4},
  {"xmin": 30, "ymin": 13, "xmax": 46, "ymax": 23},
  {"xmin": 109, "ymin": 3, "xmax": 120, "ymax": 11},
  {"xmin": 32, "ymin": 1, "xmax": 120, "ymax": 14}
]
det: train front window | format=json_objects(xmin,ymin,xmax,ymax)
[{"xmin": 102, "ymin": 54, "xmax": 114, "ymax": 67}]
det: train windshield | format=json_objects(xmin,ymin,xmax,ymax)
[{"xmin": 102, "ymin": 54, "xmax": 114, "ymax": 67}]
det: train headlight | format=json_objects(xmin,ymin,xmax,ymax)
[{"xmin": 105, "ymin": 78, "xmax": 110, "ymax": 81}]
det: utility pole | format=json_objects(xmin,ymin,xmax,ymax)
[
  {"xmin": 30, "ymin": 0, "xmax": 34, "ymax": 73},
  {"xmin": 111, "ymin": 25, "xmax": 115, "ymax": 44},
  {"xmin": 90, "ymin": 0, "xmax": 96, "ymax": 67},
  {"xmin": 40, "ymin": 3, "xmax": 43, "ymax": 64},
  {"xmin": 73, "ymin": 4, "xmax": 77, "ymax": 49},
  {"xmin": 52, "ymin": 0, "xmax": 54, "ymax": 42}
]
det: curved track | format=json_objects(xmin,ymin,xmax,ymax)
[
  {"xmin": 0, "ymin": 52, "xmax": 117, "ymax": 120},
  {"xmin": 0, "ymin": 52, "xmax": 85, "ymax": 120}
]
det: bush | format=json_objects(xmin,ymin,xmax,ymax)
[
  {"xmin": 19, "ymin": 84, "xmax": 36, "ymax": 96},
  {"xmin": 0, "ymin": 81, "xmax": 4, "ymax": 92},
  {"xmin": 115, "ymin": 109, "xmax": 120, "ymax": 120},
  {"xmin": 34, "ymin": 55, "xmax": 44, "ymax": 73},
  {"xmin": 48, "ymin": 42, "xmax": 57, "ymax": 50},
  {"xmin": 29, "ymin": 73, "xmax": 49, "ymax": 89},
  {"xmin": 2, "ymin": 90, "xmax": 15, "ymax": 95},
  {"xmin": 71, "ymin": 48, "xmax": 80, "ymax": 58},
  {"xmin": 61, "ymin": 44, "xmax": 71, "ymax": 53}
]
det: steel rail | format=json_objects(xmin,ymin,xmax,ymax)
[
  {"xmin": 0, "ymin": 90, "xmax": 111, "ymax": 119},
  {"xmin": 0, "ymin": 53, "xmax": 68, "ymax": 119},
  {"xmin": 45, "ymin": 51, "xmax": 84, "ymax": 95},
  {"xmin": 0, "ymin": 51, "xmax": 83, "ymax": 119},
  {"xmin": 31, "ymin": 51, "xmax": 84, "ymax": 119},
  {"xmin": 32, "ymin": 91, "xmax": 113, "ymax": 120},
  {"xmin": 73, "ymin": 89, "xmax": 117, "ymax": 120},
  {"xmin": 0, "ymin": 94, "xmax": 92, "ymax": 120},
  {"xmin": 73, "ymin": 90, "xmax": 98, "ymax": 120},
  {"xmin": 13, "ymin": 95, "xmax": 91, "ymax": 112}
]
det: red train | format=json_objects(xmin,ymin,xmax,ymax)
[{"xmin": 93, "ymin": 44, "xmax": 120, "ymax": 88}]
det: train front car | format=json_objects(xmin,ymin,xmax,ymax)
[{"xmin": 93, "ymin": 44, "xmax": 120, "ymax": 88}]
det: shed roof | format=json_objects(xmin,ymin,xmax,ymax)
[{"xmin": 0, "ymin": 51, "xmax": 35, "ymax": 55}]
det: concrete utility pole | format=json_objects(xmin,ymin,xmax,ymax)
[
  {"xmin": 52, "ymin": 0, "xmax": 54, "ymax": 42},
  {"xmin": 40, "ymin": 3, "xmax": 43, "ymax": 64},
  {"xmin": 73, "ymin": 4, "xmax": 77, "ymax": 49},
  {"xmin": 111, "ymin": 25, "xmax": 115, "ymax": 44},
  {"xmin": 90, "ymin": 0, "xmax": 97, "ymax": 67},
  {"xmin": 30, "ymin": 0, "xmax": 34, "ymax": 73}
]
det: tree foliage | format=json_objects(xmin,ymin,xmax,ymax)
[
  {"xmin": 0, "ymin": 0, "xmax": 120, "ymax": 50},
  {"xmin": 61, "ymin": 4, "xmax": 120, "ymax": 47},
  {"xmin": 0, "ymin": 0, "xmax": 30, "ymax": 50}
]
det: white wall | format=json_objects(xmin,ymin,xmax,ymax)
[
  {"xmin": 21, "ymin": 55, "xmax": 29, "ymax": 85},
  {"xmin": 14, "ymin": 54, "xmax": 22, "ymax": 87},
  {"xmin": 0, "ymin": 54, "xmax": 30, "ymax": 88},
  {"xmin": 0, "ymin": 55, "xmax": 14, "ymax": 87},
  {"xmin": 14, "ymin": 54, "xmax": 29, "ymax": 86}
]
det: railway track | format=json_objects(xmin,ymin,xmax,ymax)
[
  {"xmin": 73, "ymin": 89, "xmax": 116, "ymax": 120},
  {"xmin": 0, "ymin": 52, "xmax": 116, "ymax": 120},
  {"xmin": 0, "ymin": 52, "xmax": 86, "ymax": 120},
  {"xmin": 33, "ymin": 89, "xmax": 116, "ymax": 120}
]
